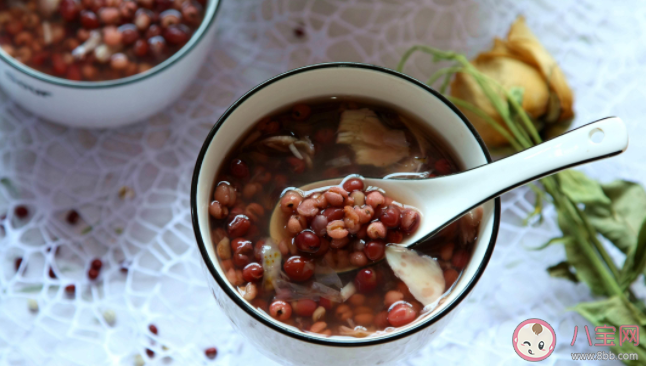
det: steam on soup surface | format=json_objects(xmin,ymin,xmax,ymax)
[{"xmin": 208, "ymin": 97, "xmax": 482, "ymax": 338}]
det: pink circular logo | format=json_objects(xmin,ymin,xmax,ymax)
[{"xmin": 512, "ymin": 318, "xmax": 556, "ymax": 361}]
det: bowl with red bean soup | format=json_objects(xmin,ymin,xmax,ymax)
[
  {"xmin": 191, "ymin": 63, "xmax": 500, "ymax": 366},
  {"xmin": 0, "ymin": 0, "xmax": 219, "ymax": 127}
]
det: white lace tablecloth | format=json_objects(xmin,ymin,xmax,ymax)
[{"xmin": 1, "ymin": 0, "xmax": 645, "ymax": 365}]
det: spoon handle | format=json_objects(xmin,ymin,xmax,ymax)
[
  {"xmin": 463, "ymin": 117, "xmax": 628, "ymax": 197},
  {"xmin": 405, "ymin": 117, "xmax": 628, "ymax": 241}
]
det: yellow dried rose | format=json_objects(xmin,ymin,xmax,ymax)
[{"xmin": 450, "ymin": 16, "xmax": 574, "ymax": 148}]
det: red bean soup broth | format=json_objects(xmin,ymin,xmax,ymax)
[
  {"xmin": 0, "ymin": 0, "xmax": 206, "ymax": 81},
  {"xmin": 209, "ymin": 97, "xmax": 483, "ymax": 338}
]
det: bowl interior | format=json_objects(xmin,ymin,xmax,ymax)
[
  {"xmin": 0, "ymin": 0, "xmax": 220, "ymax": 88},
  {"xmin": 193, "ymin": 64, "xmax": 498, "ymax": 344}
]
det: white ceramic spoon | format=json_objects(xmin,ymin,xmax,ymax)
[{"xmin": 270, "ymin": 117, "xmax": 628, "ymax": 250}]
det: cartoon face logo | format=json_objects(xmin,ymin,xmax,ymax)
[{"xmin": 512, "ymin": 318, "xmax": 556, "ymax": 361}]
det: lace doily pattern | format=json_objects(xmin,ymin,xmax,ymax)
[{"xmin": 1, "ymin": 0, "xmax": 644, "ymax": 365}]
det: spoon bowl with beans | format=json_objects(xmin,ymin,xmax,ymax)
[{"xmin": 270, "ymin": 117, "xmax": 628, "ymax": 273}]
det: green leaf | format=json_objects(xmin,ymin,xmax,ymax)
[
  {"xmin": 563, "ymin": 236, "xmax": 607, "ymax": 296},
  {"xmin": 547, "ymin": 261, "xmax": 579, "ymax": 283},
  {"xmin": 619, "ymin": 218, "xmax": 646, "ymax": 289},
  {"xmin": 574, "ymin": 296, "xmax": 646, "ymax": 365},
  {"xmin": 585, "ymin": 180, "xmax": 646, "ymax": 253},
  {"xmin": 558, "ymin": 170, "xmax": 611, "ymax": 206}
]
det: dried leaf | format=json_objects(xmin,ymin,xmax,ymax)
[
  {"xmin": 558, "ymin": 170, "xmax": 611, "ymax": 206},
  {"xmin": 337, "ymin": 109, "xmax": 409, "ymax": 167},
  {"xmin": 585, "ymin": 180, "xmax": 646, "ymax": 253},
  {"xmin": 619, "ymin": 218, "xmax": 646, "ymax": 289},
  {"xmin": 574, "ymin": 296, "xmax": 646, "ymax": 365},
  {"xmin": 546, "ymin": 261, "xmax": 578, "ymax": 283},
  {"xmin": 563, "ymin": 236, "xmax": 607, "ymax": 296}
]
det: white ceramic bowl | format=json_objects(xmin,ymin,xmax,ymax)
[
  {"xmin": 191, "ymin": 63, "xmax": 501, "ymax": 366},
  {"xmin": 0, "ymin": 0, "xmax": 220, "ymax": 128}
]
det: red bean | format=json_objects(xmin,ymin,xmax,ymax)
[
  {"xmin": 134, "ymin": 8, "xmax": 152, "ymax": 29},
  {"xmin": 208, "ymin": 201, "xmax": 228, "ymax": 219},
  {"xmin": 133, "ymin": 38, "xmax": 149, "ymax": 56},
  {"xmin": 242, "ymin": 263, "xmax": 263, "ymax": 282},
  {"xmin": 269, "ymin": 300, "xmax": 292, "ymax": 321},
  {"xmin": 452, "ymin": 250, "xmax": 469, "ymax": 269},
  {"xmin": 88, "ymin": 267, "xmax": 99, "ymax": 280},
  {"xmin": 14, "ymin": 205, "xmax": 28, "ymax": 219},
  {"xmin": 65, "ymin": 284, "xmax": 76, "ymax": 296},
  {"xmin": 434, "ymin": 159, "xmax": 452, "ymax": 175},
  {"xmin": 283, "ymin": 256, "xmax": 314, "ymax": 282},
  {"xmin": 230, "ymin": 158, "xmax": 249, "ymax": 179},
  {"xmin": 51, "ymin": 53, "xmax": 67, "ymax": 75},
  {"xmin": 349, "ymin": 251, "xmax": 368, "ymax": 267},
  {"xmin": 386, "ymin": 230, "xmax": 403, "ymax": 244},
  {"xmin": 99, "ymin": 7, "xmax": 120, "ymax": 24},
  {"xmin": 163, "ymin": 24, "xmax": 190, "ymax": 44},
  {"xmin": 80, "ymin": 10, "xmax": 101, "ymax": 29},
  {"xmin": 401, "ymin": 209, "xmax": 420, "ymax": 234},
  {"xmin": 322, "ymin": 208, "xmax": 344, "ymax": 221},
  {"xmin": 323, "ymin": 191, "xmax": 344, "ymax": 207},
  {"xmin": 295, "ymin": 230, "xmax": 321, "ymax": 253},
  {"xmin": 5, "ymin": 20, "xmax": 23, "ymax": 36},
  {"xmin": 342, "ymin": 178, "xmax": 364, "ymax": 192},
  {"xmin": 148, "ymin": 35, "xmax": 167, "ymax": 57},
  {"xmin": 205, "ymin": 347, "xmax": 217, "ymax": 359},
  {"xmin": 110, "ymin": 53, "xmax": 129, "ymax": 69},
  {"xmin": 375, "ymin": 310, "xmax": 389, "ymax": 329},
  {"xmin": 214, "ymin": 182, "xmax": 236, "ymax": 207},
  {"xmin": 14, "ymin": 257, "xmax": 23, "ymax": 272},
  {"xmin": 291, "ymin": 104, "xmax": 311, "ymax": 121},
  {"xmin": 60, "ymin": 0, "xmax": 81, "ymax": 21},
  {"xmin": 384, "ymin": 290, "xmax": 404, "ymax": 307},
  {"xmin": 310, "ymin": 215, "xmax": 328, "ymax": 236},
  {"xmin": 103, "ymin": 26, "xmax": 122, "ymax": 46},
  {"xmin": 387, "ymin": 303, "xmax": 417, "ymax": 327},
  {"xmin": 366, "ymin": 222, "xmax": 386, "ymax": 239},
  {"xmin": 292, "ymin": 299, "xmax": 317, "ymax": 317},
  {"xmin": 286, "ymin": 156, "xmax": 305, "ymax": 173},
  {"xmin": 233, "ymin": 253, "xmax": 250, "ymax": 267},
  {"xmin": 444, "ymin": 268, "xmax": 459, "ymax": 289},
  {"xmin": 182, "ymin": 3, "xmax": 200, "ymax": 24},
  {"xmin": 145, "ymin": 24, "xmax": 162, "ymax": 38},
  {"xmin": 159, "ymin": 9, "xmax": 181, "ymax": 27},
  {"xmin": 91, "ymin": 259, "xmax": 103, "ymax": 270},
  {"xmin": 354, "ymin": 268, "xmax": 377, "ymax": 293},
  {"xmin": 319, "ymin": 297, "xmax": 333, "ymax": 310},
  {"xmin": 230, "ymin": 238, "xmax": 252, "ymax": 254},
  {"xmin": 119, "ymin": 1, "xmax": 138, "ymax": 20},
  {"xmin": 363, "ymin": 240, "xmax": 385, "ymax": 261},
  {"xmin": 365, "ymin": 191, "xmax": 385, "ymax": 208},
  {"xmin": 227, "ymin": 215, "xmax": 250, "ymax": 238},
  {"xmin": 65, "ymin": 64, "xmax": 81, "ymax": 80},
  {"xmin": 119, "ymin": 23, "xmax": 139, "ymax": 44},
  {"xmin": 149, "ymin": 324, "xmax": 158, "ymax": 334},
  {"xmin": 296, "ymin": 198, "xmax": 318, "ymax": 218},
  {"xmin": 278, "ymin": 192, "xmax": 301, "ymax": 214},
  {"xmin": 379, "ymin": 205, "xmax": 401, "ymax": 228},
  {"xmin": 313, "ymin": 237, "xmax": 330, "ymax": 258}
]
